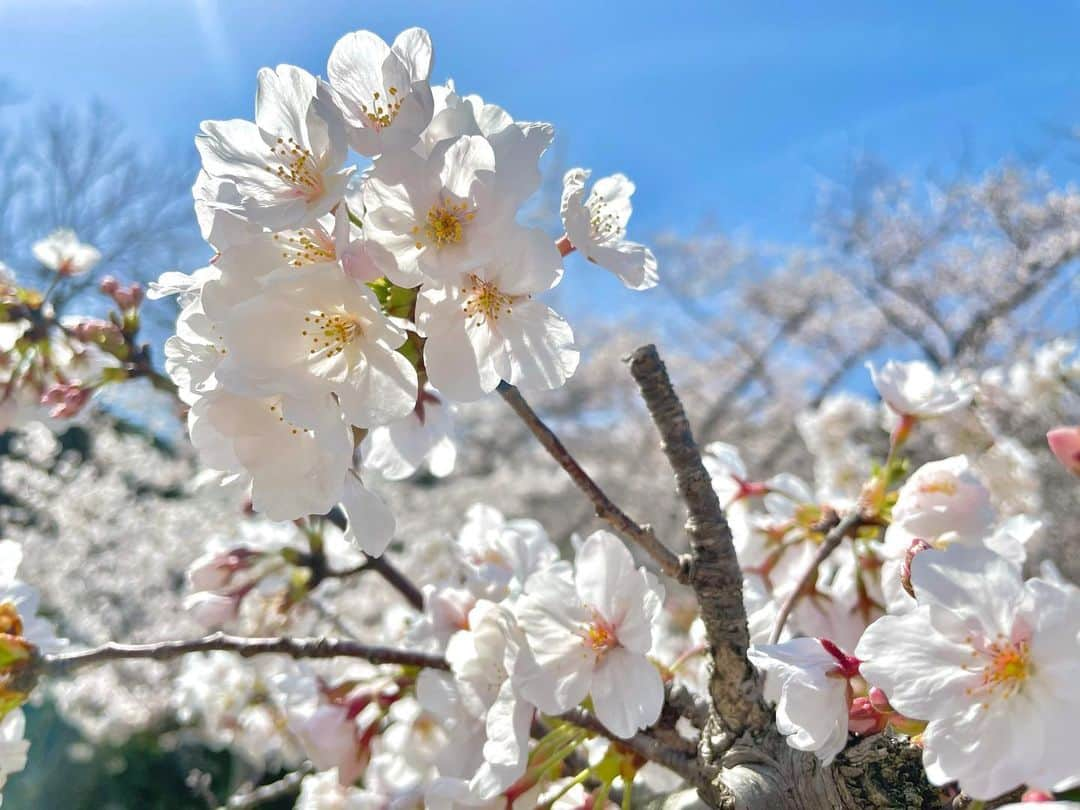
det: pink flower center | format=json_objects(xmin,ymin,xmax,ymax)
[
  {"xmin": 584, "ymin": 614, "xmax": 619, "ymax": 654},
  {"xmin": 965, "ymin": 631, "xmax": 1033, "ymax": 704}
]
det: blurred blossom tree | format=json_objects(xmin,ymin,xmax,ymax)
[{"xmin": 0, "ymin": 95, "xmax": 196, "ymax": 317}]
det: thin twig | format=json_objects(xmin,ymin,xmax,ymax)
[
  {"xmin": 558, "ymin": 706, "xmax": 703, "ymax": 786},
  {"xmin": 768, "ymin": 509, "xmax": 864, "ymax": 644},
  {"xmin": 42, "ymin": 631, "xmax": 448, "ymax": 675},
  {"xmin": 627, "ymin": 344, "xmax": 770, "ymax": 740},
  {"xmin": 497, "ymin": 381, "xmax": 688, "ymax": 583},
  {"xmin": 222, "ymin": 764, "xmax": 314, "ymax": 809},
  {"xmin": 324, "ymin": 507, "xmax": 425, "ymax": 610}
]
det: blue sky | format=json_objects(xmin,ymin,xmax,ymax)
[{"xmin": 3, "ymin": 0, "xmax": 1080, "ymax": 309}]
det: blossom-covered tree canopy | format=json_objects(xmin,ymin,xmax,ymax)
[{"xmin": 0, "ymin": 22, "xmax": 1076, "ymax": 810}]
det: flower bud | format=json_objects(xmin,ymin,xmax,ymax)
[
  {"xmin": 847, "ymin": 696, "xmax": 887, "ymax": 736},
  {"xmin": 182, "ymin": 591, "xmax": 239, "ymax": 629},
  {"xmin": 40, "ymin": 382, "xmax": 91, "ymax": 419},
  {"xmin": 186, "ymin": 549, "xmax": 258, "ymax": 591},
  {"xmin": 1047, "ymin": 426, "xmax": 1080, "ymax": 476},
  {"xmin": 99, "ymin": 276, "xmax": 119, "ymax": 295},
  {"xmin": 901, "ymin": 538, "xmax": 933, "ymax": 598}
]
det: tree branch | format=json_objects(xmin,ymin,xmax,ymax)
[
  {"xmin": 558, "ymin": 706, "xmax": 703, "ymax": 786},
  {"xmin": 221, "ymin": 764, "xmax": 313, "ymax": 809},
  {"xmin": 768, "ymin": 509, "xmax": 864, "ymax": 644},
  {"xmin": 626, "ymin": 344, "xmax": 770, "ymax": 745},
  {"xmin": 324, "ymin": 507, "xmax": 425, "ymax": 610},
  {"xmin": 497, "ymin": 381, "xmax": 689, "ymax": 583},
  {"xmin": 41, "ymin": 631, "xmax": 448, "ymax": 676}
]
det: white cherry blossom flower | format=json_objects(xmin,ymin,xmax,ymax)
[
  {"xmin": 513, "ymin": 531, "xmax": 665, "ymax": 738},
  {"xmin": 296, "ymin": 768, "xmax": 383, "ymax": 810},
  {"xmin": 421, "ymin": 84, "xmax": 553, "ymax": 212},
  {"xmin": 856, "ymin": 544, "xmax": 1080, "ymax": 800},
  {"xmin": 442, "ymin": 601, "xmax": 534, "ymax": 799},
  {"xmin": 748, "ymin": 637, "xmax": 859, "ymax": 765},
  {"xmin": 197, "ymin": 65, "xmax": 352, "ymax": 230},
  {"xmin": 361, "ymin": 134, "xmax": 531, "ymax": 286},
  {"xmin": 453, "ymin": 504, "xmax": 563, "ymax": 601},
  {"xmin": 868, "ymin": 360, "xmax": 973, "ymax": 420},
  {"xmin": 215, "ymin": 265, "xmax": 418, "ymax": 428},
  {"xmin": 890, "ymin": 455, "xmax": 995, "ymax": 544},
  {"xmin": 31, "ymin": 228, "xmax": 101, "ymax": 276},
  {"xmin": 361, "ymin": 385, "xmax": 457, "ymax": 481},
  {"xmin": 416, "ymin": 226, "xmax": 578, "ymax": 402},
  {"xmin": 560, "ymin": 168, "xmax": 658, "ymax": 291},
  {"xmin": 327, "ymin": 27, "xmax": 435, "ymax": 157},
  {"xmin": 188, "ymin": 388, "xmax": 397, "ymax": 553}
]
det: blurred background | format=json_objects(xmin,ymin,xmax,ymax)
[{"xmin": 1, "ymin": 1, "xmax": 1078, "ymax": 807}]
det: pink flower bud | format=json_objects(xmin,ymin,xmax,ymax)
[
  {"xmin": 182, "ymin": 591, "xmax": 239, "ymax": 629},
  {"xmin": 186, "ymin": 549, "xmax": 258, "ymax": 591},
  {"xmin": 847, "ymin": 696, "xmax": 887, "ymax": 736},
  {"xmin": 901, "ymin": 538, "xmax": 933, "ymax": 598},
  {"xmin": 99, "ymin": 276, "xmax": 119, "ymax": 295},
  {"xmin": 40, "ymin": 382, "xmax": 91, "ymax": 419},
  {"xmin": 1047, "ymin": 426, "xmax": 1080, "ymax": 476}
]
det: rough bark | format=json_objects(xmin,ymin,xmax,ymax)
[{"xmin": 628, "ymin": 344, "xmax": 943, "ymax": 810}]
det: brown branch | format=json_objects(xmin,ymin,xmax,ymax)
[
  {"xmin": 497, "ymin": 381, "xmax": 689, "ymax": 583},
  {"xmin": 324, "ymin": 507, "xmax": 425, "ymax": 610},
  {"xmin": 558, "ymin": 706, "xmax": 703, "ymax": 786},
  {"xmin": 626, "ymin": 344, "xmax": 770, "ymax": 743},
  {"xmin": 42, "ymin": 631, "xmax": 448, "ymax": 676},
  {"xmin": 666, "ymin": 683, "xmax": 711, "ymax": 729},
  {"xmin": 768, "ymin": 509, "xmax": 864, "ymax": 644},
  {"xmin": 221, "ymin": 764, "xmax": 314, "ymax": 809}
]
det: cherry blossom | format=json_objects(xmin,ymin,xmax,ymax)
[
  {"xmin": 868, "ymin": 360, "xmax": 973, "ymax": 420},
  {"xmin": 513, "ymin": 531, "xmax": 665, "ymax": 738},
  {"xmin": 327, "ymin": 27, "xmax": 435, "ymax": 157},
  {"xmin": 197, "ymin": 65, "xmax": 352, "ymax": 230},
  {"xmin": 416, "ymin": 226, "xmax": 578, "ymax": 401},
  {"xmin": 856, "ymin": 544, "xmax": 1080, "ymax": 800},
  {"xmin": 31, "ymin": 229, "xmax": 101, "ymax": 276},
  {"xmin": 361, "ymin": 385, "xmax": 457, "ymax": 481},
  {"xmin": 560, "ymin": 168, "xmax": 659, "ymax": 290},
  {"xmin": 748, "ymin": 638, "xmax": 860, "ymax": 764},
  {"xmin": 214, "ymin": 266, "xmax": 418, "ymax": 428},
  {"xmin": 0, "ymin": 540, "xmax": 64, "ymax": 653},
  {"xmin": 452, "ymin": 504, "xmax": 563, "ymax": 601}
]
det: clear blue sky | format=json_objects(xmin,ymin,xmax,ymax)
[{"xmin": 3, "ymin": 1, "xmax": 1080, "ymax": 294}]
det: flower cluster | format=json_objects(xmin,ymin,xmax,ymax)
[
  {"xmin": 0, "ymin": 237, "xmax": 164, "ymax": 431},
  {"xmin": 161, "ymin": 25, "xmax": 657, "ymax": 555},
  {"xmin": 170, "ymin": 505, "xmax": 681, "ymax": 808},
  {"xmin": 734, "ymin": 358, "xmax": 1080, "ymax": 801}
]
